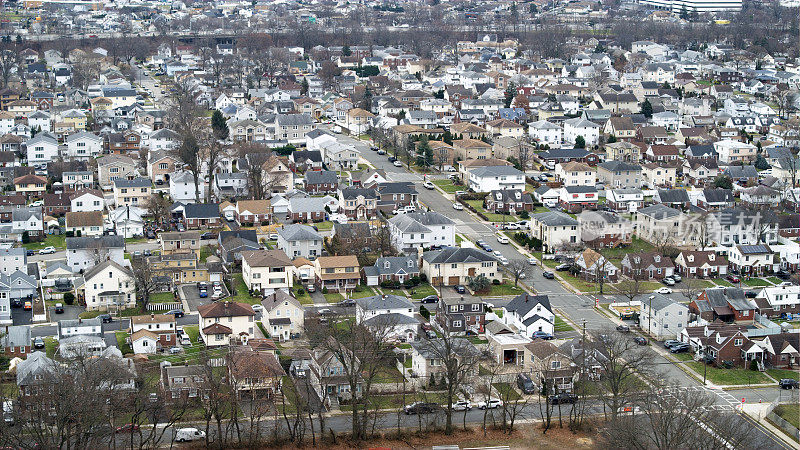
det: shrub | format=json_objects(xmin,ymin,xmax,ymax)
[
  {"xmin": 419, "ymin": 305, "xmax": 430, "ymax": 320},
  {"xmin": 518, "ymin": 210, "xmax": 530, "ymax": 219},
  {"xmin": 63, "ymin": 292, "xmax": 75, "ymax": 305},
  {"xmin": 296, "ymin": 288, "xmax": 305, "ymax": 296},
  {"xmin": 492, "ymin": 279, "xmax": 500, "ymax": 285},
  {"xmin": 429, "ymin": 373, "xmax": 436, "ymax": 387},
  {"xmin": 403, "ymin": 279, "xmax": 414, "ymax": 289},
  {"xmin": 322, "ymin": 287, "xmax": 328, "ymax": 294},
  {"xmin": 21, "ymin": 231, "xmax": 30, "ymax": 244},
  {"xmin": 410, "ymin": 276, "xmax": 421, "ymax": 286},
  {"xmin": 749, "ymin": 359, "xmax": 758, "ymax": 371},
  {"xmin": 419, "ymin": 273, "xmax": 428, "ymax": 282},
  {"xmin": 65, "ymin": 231, "xmax": 74, "ymax": 237},
  {"xmin": 353, "ymin": 285, "xmax": 363, "ymax": 292}
]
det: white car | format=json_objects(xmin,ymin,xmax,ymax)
[
  {"xmin": 251, "ymin": 304, "xmax": 263, "ymax": 313},
  {"xmin": 657, "ymin": 287, "xmax": 673, "ymax": 294},
  {"xmin": 39, "ymin": 246, "xmax": 56, "ymax": 255},
  {"xmin": 498, "ymin": 256, "xmax": 509, "ymax": 266},
  {"xmin": 528, "ymin": 258, "xmax": 537, "ymax": 265},
  {"xmin": 29, "ymin": 200, "xmax": 43, "ymax": 207},
  {"xmin": 477, "ymin": 398, "xmax": 503, "ymax": 409},
  {"xmin": 393, "ymin": 160, "xmax": 403, "ymax": 167},
  {"xmin": 496, "ymin": 234, "xmax": 509, "ymax": 244},
  {"xmin": 423, "ymin": 181, "xmax": 435, "ymax": 190},
  {"xmin": 493, "ymin": 250, "xmax": 503, "ymax": 258},
  {"xmin": 453, "ymin": 400, "xmax": 472, "ymax": 411},
  {"xmin": 453, "ymin": 203, "xmax": 463, "ymax": 210},
  {"xmin": 174, "ymin": 428, "xmax": 206, "ymax": 442}
]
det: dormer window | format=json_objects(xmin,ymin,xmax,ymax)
[{"xmin": 384, "ymin": 261, "xmax": 391, "ymax": 269}]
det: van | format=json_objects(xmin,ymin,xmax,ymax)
[
  {"xmin": 516, "ymin": 373, "xmax": 536, "ymax": 395},
  {"xmin": 175, "ymin": 427, "xmax": 206, "ymax": 442}
]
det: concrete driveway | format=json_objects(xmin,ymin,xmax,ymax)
[{"xmin": 47, "ymin": 304, "xmax": 83, "ymax": 322}]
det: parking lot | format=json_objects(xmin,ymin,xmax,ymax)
[{"xmin": 179, "ymin": 282, "xmax": 229, "ymax": 312}]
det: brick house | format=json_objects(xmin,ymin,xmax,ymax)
[
  {"xmin": 436, "ymin": 296, "xmax": 485, "ymax": 334},
  {"xmin": 620, "ymin": 252, "xmax": 674, "ymax": 280},
  {"xmin": 484, "ymin": 189, "xmax": 533, "ymax": 214},
  {"xmin": 182, "ymin": 203, "xmax": 222, "ymax": 229},
  {"xmin": 236, "ymin": 200, "xmax": 271, "ymax": 225},
  {"xmin": 690, "ymin": 288, "xmax": 755, "ymax": 323},
  {"xmin": 304, "ymin": 170, "xmax": 338, "ymax": 195}
]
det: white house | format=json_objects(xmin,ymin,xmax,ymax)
[
  {"xmin": 501, "ymin": 293, "xmax": 555, "ymax": 338},
  {"xmin": 25, "ymin": 132, "xmax": 59, "ymax": 168},
  {"xmin": 261, "ymin": 291, "xmax": 305, "ymax": 342},
  {"xmin": 563, "ymin": 117, "xmax": 601, "ymax": 147},
  {"xmin": 70, "ymin": 189, "xmax": 105, "ymax": 212},
  {"xmin": 241, "ymin": 249, "xmax": 294, "ymax": 295},
  {"xmin": 80, "ymin": 260, "xmax": 137, "ymax": 311},
  {"xmin": 468, "ymin": 165, "xmax": 525, "ymax": 193},
  {"xmin": 65, "ymin": 132, "xmax": 102, "ymax": 160},
  {"xmin": 387, "ymin": 211, "xmax": 455, "ymax": 251},
  {"xmin": 354, "ymin": 294, "xmax": 415, "ymax": 323},
  {"xmin": 108, "ymin": 206, "xmax": 145, "ymax": 238},
  {"xmin": 528, "ymin": 120, "xmax": 562, "ymax": 146},
  {"xmin": 0, "ymin": 248, "xmax": 27, "ymax": 276},
  {"xmin": 66, "ymin": 235, "xmax": 126, "ymax": 273},
  {"xmin": 169, "ymin": 171, "xmax": 207, "ymax": 203},
  {"xmin": 276, "ymin": 224, "xmax": 323, "ymax": 259},
  {"xmin": 640, "ymin": 294, "xmax": 688, "ymax": 340},
  {"xmin": 713, "ymin": 139, "xmax": 757, "ymax": 164},
  {"xmin": 530, "ymin": 211, "xmax": 579, "ymax": 253}
]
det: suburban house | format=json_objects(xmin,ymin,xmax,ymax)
[
  {"xmin": 530, "ymin": 211, "xmax": 579, "ymax": 253},
  {"xmin": 159, "ymin": 231, "xmax": 201, "ymax": 255},
  {"xmin": 65, "ymin": 211, "xmax": 103, "ymax": 237},
  {"xmin": 555, "ymin": 162, "xmax": 595, "ymax": 187},
  {"xmin": 130, "ymin": 314, "xmax": 177, "ymax": 354},
  {"xmin": 605, "ymin": 188, "xmax": 643, "ymax": 212},
  {"xmin": 437, "ymin": 296, "xmax": 486, "ymax": 335},
  {"xmin": 339, "ymin": 187, "xmax": 378, "ymax": 220},
  {"xmin": 235, "ymin": 200, "xmax": 272, "ymax": 225},
  {"xmin": 362, "ymin": 256, "xmax": 420, "ymax": 286},
  {"xmin": 261, "ymin": 290, "xmax": 305, "ymax": 341},
  {"xmin": 754, "ymin": 285, "xmax": 800, "ymax": 319},
  {"xmin": 575, "ymin": 248, "xmax": 618, "ymax": 282},
  {"xmin": 198, "ymin": 301, "xmax": 256, "ymax": 347},
  {"xmin": 468, "ymin": 165, "xmax": 525, "ymax": 192},
  {"xmin": 354, "ymin": 294, "xmax": 415, "ymax": 324},
  {"xmin": 78, "ymin": 260, "xmax": 136, "ymax": 311},
  {"xmin": 640, "ymin": 293, "xmax": 689, "ymax": 340},
  {"xmin": 304, "ymin": 170, "xmax": 338, "ymax": 195},
  {"xmin": 183, "ymin": 203, "xmax": 222, "ymax": 229},
  {"xmin": 484, "ymin": 189, "xmax": 534, "ymax": 214},
  {"xmin": 728, "ymin": 244, "xmax": 776, "ymax": 277},
  {"xmin": 387, "ymin": 211, "xmax": 455, "ymax": 251},
  {"xmin": 241, "ymin": 249, "xmax": 294, "ymax": 295},
  {"xmin": 620, "ymin": 252, "xmax": 675, "ymax": 280},
  {"xmin": 408, "ymin": 339, "xmax": 479, "ymax": 379},
  {"xmin": 314, "ymin": 255, "xmax": 360, "ymax": 293},
  {"xmin": 596, "ymin": 161, "xmax": 642, "ymax": 189},
  {"xmin": 277, "ymin": 224, "xmax": 323, "ymax": 259},
  {"xmin": 525, "ymin": 340, "xmax": 577, "ymax": 393},
  {"xmin": 421, "ymin": 247, "xmax": 497, "ymax": 286},
  {"xmin": 502, "ymin": 294, "xmax": 555, "ymax": 339},
  {"xmin": 690, "ymin": 288, "xmax": 756, "ymax": 323},
  {"xmin": 227, "ymin": 347, "xmax": 285, "ymax": 398},
  {"xmin": 674, "ymin": 250, "xmax": 729, "ymax": 278},
  {"xmin": 113, "ymin": 177, "xmax": 151, "ymax": 208},
  {"xmin": 66, "ymin": 235, "xmax": 125, "ymax": 273}
]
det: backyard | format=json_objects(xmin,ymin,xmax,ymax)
[
  {"xmin": 23, "ymin": 234, "xmax": 66, "ymax": 251},
  {"xmin": 433, "ymin": 179, "xmax": 460, "ymax": 193}
]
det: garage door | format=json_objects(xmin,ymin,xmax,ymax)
[
  {"xmin": 448, "ymin": 276, "xmax": 460, "ymax": 285},
  {"xmin": 431, "ymin": 277, "xmax": 442, "ymax": 286}
]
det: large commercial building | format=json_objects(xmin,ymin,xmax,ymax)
[{"xmin": 639, "ymin": 0, "xmax": 742, "ymax": 12}]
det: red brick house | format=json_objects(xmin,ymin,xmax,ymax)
[{"xmin": 43, "ymin": 192, "xmax": 71, "ymax": 216}]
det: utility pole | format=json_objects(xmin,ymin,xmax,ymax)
[{"xmin": 648, "ymin": 295, "xmax": 654, "ymax": 339}]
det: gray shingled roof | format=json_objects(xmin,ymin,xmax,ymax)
[
  {"xmin": 532, "ymin": 211, "xmax": 578, "ymax": 227},
  {"xmin": 278, "ymin": 224, "xmax": 322, "ymax": 242}
]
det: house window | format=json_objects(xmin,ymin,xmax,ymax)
[
  {"xmin": 734, "ymin": 338, "xmax": 742, "ymax": 346},
  {"xmin": 472, "ymin": 304, "xmax": 480, "ymax": 311},
  {"xmin": 550, "ymin": 361, "xmax": 561, "ymax": 369},
  {"xmin": 452, "ymin": 320, "xmax": 462, "ymax": 328}
]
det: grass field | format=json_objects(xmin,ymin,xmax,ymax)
[
  {"xmin": 554, "ymin": 315, "xmax": 574, "ymax": 332},
  {"xmin": 149, "ymin": 291, "xmax": 176, "ymax": 303},
  {"xmin": 774, "ymin": 404, "xmax": 800, "ymax": 429},
  {"xmin": 324, "ymin": 292, "xmax": 345, "ymax": 303},
  {"xmin": 229, "ymin": 274, "xmax": 261, "ymax": 305},
  {"xmin": 767, "ymin": 368, "xmax": 799, "ymax": 381},
  {"xmin": 410, "ymin": 283, "xmax": 438, "ymax": 299},
  {"xmin": 487, "ymin": 283, "xmax": 524, "ymax": 297},
  {"xmin": 492, "ymin": 382, "xmax": 521, "ymax": 401},
  {"xmin": 315, "ymin": 221, "xmax": 334, "ymax": 231},
  {"xmin": 685, "ymin": 362, "xmax": 772, "ymax": 385},
  {"xmin": 743, "ymin": 278, "xmax": 771, "ymax": 287},
  {"xmin": 713, "ymin": 278, "xmax": 734, "ymax": 287},
  {"xmin": 766, "ymin": 277, "xmax": 783, "ymax": 285},
  {"xmin": 433, "ymin": 179, "xmax": 460, "ymax": 193},
  {"xmin": 23, "ymin": 234, "xmax": 66, "ymax": 251},
  {"xmin": 115, "ymin": 332, "xmax": 133, "ymax": 355}
]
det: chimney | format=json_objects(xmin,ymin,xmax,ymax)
[{"xmin": 151, "ymin": 313, "xmax": 155, "ymax": 319}]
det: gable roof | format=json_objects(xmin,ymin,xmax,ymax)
[
  {"xmin": 422, "ymin": 247, "xmax": 496, "ymax": 264},
  {"xmin": 198, "ymin": 301, "xmax": 255, "ymax": 318}
]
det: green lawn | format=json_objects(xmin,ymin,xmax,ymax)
[
  {"xmin": 125, "ymin": 237, "xmax": 148, "ymax": 244},
  {"xmin": 199, "ymin": 245, "xmax": 215, "ymax": 263},
  {"xmin": 468, "ymin": 336, "xmax": 489, "ymax": 345},
  {"xmin": 463, "ymin": 199, "xmax": 516, "ymax": 222},
  {"xmin": 23, "ymin": 234, "xmax": 66, "ymax": 250},
  {"xmin": 743, "ymin": 278, "xmax": 771, "ymax": 287},
  {"xmin": 554, "ymin": 315, "xmax": 574, "ymax": 332},
  {"xmin": 350, "ymin": 286, "xmax": 378, "ymax": 299},
  {"xmin": 410, "ymin": 283, "xmax": 437, "ymax": 299},
  {"xmin": 487, "ymin": 283, "xmax": 524, "ymax": 297},
  {"xmin": 456, "ymin": 234, "xmax": 464, "ymax": 244},
  {"xmin": 713, "ymin": 278, "xmax": 734, "ymax": 287},
  {"xmin": 525, "ymin": 183, "xmax": 536, "ymax": 193},
  {"xmin": 78, "ymin": 310, "xmax": 102, "ymax": 319},
  {"xmin": 229, "ymin": 273, "xmax": 262, "ymax": 305},
  {"xmin": 685, "ymin": 362, "xmax": 772, "ymax": 385},
  {"xmin": 315, "ymin": 221, "xmax": 334, "ymax": 231},
  {"xmin": 774, "ymin": 404, "xmax": 800, "ymax": 430},
  {"xmin": 492, "ymin": 382, "xmax": 521, "ymax": 401},
  {"xmin": 324, "ymin": 292, "xmax": 344, "ymax": 303},
  {"xmin": 294, "ymin": 289, "xmax": 314, "ymax": 305},
  {"xmin": 600, "ymin": 237, "xmax": 655, "ymax": 262},
  {"xmin": 433, "ymin": 179, "xmax": 460, "ymax": 193},
  {"xmin": 115, "ymin": 332, "xmax": 133, "ymax": 355},
  {"xmin": 767, "ymin": 369, "xmax": 799, "ymax": 381},
  {"xmin": 766, "ymin": 277, "xmax": 782, "ymax": 285},
  {"xmin": 183, "ymin": 325, "xmax": 200, "ymax": 343},
  {"xmin": 374, "ymin": 366, "xmax": 405, "ymax": 383},
  {"xmin": 44, "ymin": 337, "xmax": 58, "ymax": 358},
  {"xmin": 149, "ymin": 291, "xmax": 176, "ymax": 303}
]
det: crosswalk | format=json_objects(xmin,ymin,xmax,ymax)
[{"xmin": 660, "ymin": 385, "xmax": 741, "ymax": 412}]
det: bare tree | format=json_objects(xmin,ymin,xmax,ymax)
[
  {"xmin": 415, "ymin": 333, "xmax": 481, "ymax": 434},
  {"xmin": 591, "ymin": 329, "xmax": 653, "ymax": 421},
  {"xmin": 507, "ymin": 259, "xmax": 528, "ymax": 287},
  {"xmin": 616, "ymin": 255, "xmax": 648, "ymax": 302},
  {"xmin": 0, "ymin": 48, "xmax": 19, "ymax": 89},
  {"xmin": 70, "ymin": 52, "xmax": 103, "ymax": 91},
  {"xmin": 602, "ymin": 382, "xmax": 756, "ymax": 450},
  {"xmin": 680, "ymin": 276, "xmax": 703, "ymax": 302},
  {"xmin": 173, "ymin": 134, "xmax": 202, "ymax": 203},
  {"xmin": 131, "ymin": 255, "xmax": 158, "ymax": 312},
  {"xmin": 144, "ymin": 193, "xmax": 172, "ymax": 227}
]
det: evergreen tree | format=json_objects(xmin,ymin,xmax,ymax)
[
  {"xmin": 640, "ymin": 99, "xmax": 653, "ymax": 118},
  {"xmin": 342, "ymin": 45, "xmax": 351, "ymax": 57},
  {"xmin": 300, "ymin": 78, "xmax": 309, "ymax": 95},
  {"xmin": 714, "ymin": 175, "xmax": 733, "ymax": 190},
  {"xmin": 754, "ymin": 154, "xmax": 770, "ymax": 170},
  {"xmin": 607, "ymin": 134, "xmax": 617, "ymax": 144},
  {"xmin": 575, "ymin": 135, "xmax": 586, "ymax": 149},
  {"xmin": 504, "ymin": 82, "xmax": 516, "ymax": 108},
  {"xmin": 210, "ymin": 110, "xmax": 229, "ymax": 140},
  {"xmin": 443, "ymin": 130, "xmax": 453, "ymax": 145}
]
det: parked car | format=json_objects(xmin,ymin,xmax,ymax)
[
  {"xmin": 657, "ymin": 287, "xmax": 672, "ymax": 294},
  {"xmin": 664, "ymin": 340, "xmax": 682, "ymax": 348},
  {"xmin": 164, "ymin": 310, "xmax": 184, "ymax": 318},
  {"xmin": 393, "ymin": 160, "xmax": 403, "ymax": 167},
  {"xmin": 377, "ymin": 149, "xmax": 386, "ymax": 155},
  {"xmin": 516, "ymin": 373, "xmax": 536, "ymax": 395},
  {"xmin": 555, "ymin": 263, "xmax": 571, "ymax": 271},
  {"xmin": 337, "ymin": 299, "xmax": 356, "ymax": 307},
  {"xmin": 454, "ymin": 285, "xmax": 466, "ymax": 294},
  {"xmin": 671, "ymin": 274, "xmax": 682, "ymax": 282},
  {"xmin": 115, "ymin": 424, "xmax": 140, "ymax": 434},
  {"xmin": 496, "ymin": 234, "xmax": 509, "ymax": 244},
  {"xmin": 669, "ymin": 343, "xmax": 691, "ymax": 353},
  {"xmin": 776, "ymin": 270, "xmax": 791, "ymax": 280},
  {"xmin": 387, "ymin": 156, "xmax": 397, "ymax": 163},
  {"xmin": 542, "ymin": 271, "xmax": 555, "ymax": 279},
  {"xmin": 175, "ymin": 428, "xmax": 206, "ymax": 442},
  {"xmin": 476, "ymin": 398, "xmax": 503, "ymax": 409},
  {"xmin": 54, "ymin": 303, "xmax": 64, "ymax": 314},
  {"xmin": 502, "ymin": 223, "xmax": 520, "ymax": 230},
  {"xmin": 99, "ymin": 314, "xmax": 113, "ymax": 323},
  {"xmin": 306, "ymin": 284, "xmax": 316, "ymax": 293},
  {"xmin": 39, "ymin": 246, "xmax": 56, "ymax": 255},
  {"xmin": 548, "ymin": 393, "xmax": 578, "ymax": 405},
  {"xmin": 23, "ymin": 301, "xmax": 31, "ymax": 311},
  {"xmin": 616, "ymin": 324, "xmax": 630, "ymax": 333},
  {"xmin": 25, "ymin": 249, "xmax": 35, "ymax": 256},
  {"xmin": 498, "ymin": 256, "xmax": 509, "ymax": 265},
  {"xmin": 453, "ymin": 202, "xmax": 463, "ymax": 210},
  {"xmin": 532, "ymin": 331, "xmax": 554, "ymax": 340},
  {"xmin": 726, "ymin": 274, "xmax": 740, "ymax": 283},
  {"xmin": 423, "ymin": 181, "xmax": 435, "ymax": 190},
  {"xmin": 404, "ymin": 402, "xmax": 439, "ymax": 415},
  {"xmin": 420, "ymin": 295, "xmax": 439, "ymax": 304},
  {"xmin": 33, "ymin": 337, "xmax": 45, "ymax": 349},
  {"xmin": 662, "ymin": 277, "xmax": 675, "ymax": 286},
  {"xmin": 453, "ymin": 400, "xmax": 472, "ymax": 411},
  {"xmin": 199, "ymin": 288, "xmax": 208, "ymax": 298},
  {"xmin": 633, "ymin": 336, "xmax": 648, "ymax": 346},
  {"xmin": 779, "ymin": 379, "xmax": 799, "ymax": 389}
]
